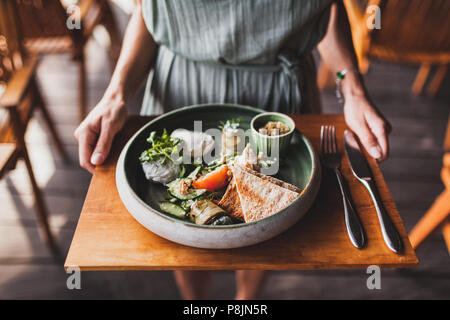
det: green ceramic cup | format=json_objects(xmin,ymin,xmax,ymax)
[{"xmin": 251, "ymin": 112, "xmax": 296, "ymax": 158}]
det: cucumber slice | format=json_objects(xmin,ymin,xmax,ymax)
[
  {"xmin": 187, "ymin": 166, "xmax": 201, "ymax": 179},
  {"xmin": 167, "ymin": 179, "xmax": 207, "ymax": 200},
  {"xmin": 166, "ymin": 179, "xmax": 180, "ymax": 189},
  {"xmin": 159, "ymin": 202, "xmax": 186, "ymax": 219},
  {"xmin": 170, "ymin": 188, "xmax": 207, "ymax": 200}
]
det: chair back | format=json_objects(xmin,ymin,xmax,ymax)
[
  {"xmin": 13, "ymin": 0, "xmax": 71, "ymax": 39},
  {"xmin": 373, "ymin": 0, "xmax": 450, "ymax": 55},
  {"xmin": 0, "ymin": 0, "xmax": 26, "ymax": 90},
  {"xmin": 12, "ymin": 0, "xmax": 79, "ymax": 54}
]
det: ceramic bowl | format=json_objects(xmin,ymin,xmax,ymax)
[
  {"xmin": 251, "ymin": 112, "xmax": 296, "ymax": 157},
  {"xmin": 116, "ymin": 104, "xmax": 321, "ymax": 249}
]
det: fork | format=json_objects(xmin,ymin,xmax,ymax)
[{"xmin": 321, "ymin": 125, "xmax": 366, "ymax": 249}]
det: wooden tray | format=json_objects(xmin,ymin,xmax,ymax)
[{"xmin": 65, "ymin": 115, "xmax": 418, "ymax": 270}]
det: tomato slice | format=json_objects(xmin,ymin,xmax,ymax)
[{"xmin": 192, "ymin": 165, "xmax": 229, "ymax": 191}]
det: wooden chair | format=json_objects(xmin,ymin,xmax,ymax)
[
  {"xmin": 408, "ymin": 118, "xmax": 450, "ymax": 253},
  {"xmin": 12, "ymin": 0, "xmax": 121, "ymax": 122},
  {"xmin": 0, "ymin": 0, "xmax": 68, "ymax": 253},
  {"xmin": 318, "ymin": 0, "xmax": 450, "ymax": 96}
]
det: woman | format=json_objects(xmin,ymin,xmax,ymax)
[{"xmin": 75, "ymin": 0, "xmax": 390, "ymax": 299}]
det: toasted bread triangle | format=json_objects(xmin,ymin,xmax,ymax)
[
  {"xmin": 218, "ymin": 177, "xmax": 244, "ymax": 221},
  {"xmin": 232, "ymin": 166, "xmax": 299, "ymax": 223}
]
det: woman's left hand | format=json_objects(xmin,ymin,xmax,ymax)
[{"xmin": 343, "ymin": 93, "xmax": 391, "ymax": 162}]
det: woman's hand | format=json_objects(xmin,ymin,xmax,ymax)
[
  {"xmin": 74, "ymin": 1, "xmax": 157, "ymax": 173},
  {"xmin": 317, "ymin": 2, "xmax": 391, "ymax": 162},
  {"xmin": 74, "ymin": 94, "xmax": 127, "ymax": 174},
  {"xmin": 343, "ymin": 92, "xmax": 391, "ymax": 162}
]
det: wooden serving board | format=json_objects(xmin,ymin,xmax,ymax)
[{"xmin": 65, "ymin": 115, "xmax": 418, "ymax": 270}]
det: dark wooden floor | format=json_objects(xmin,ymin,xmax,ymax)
[{"xmin": 0, "ymin": 7, "xmax": 449, "ymax": 299}]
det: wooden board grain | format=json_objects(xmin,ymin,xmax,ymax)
[{"xmin": 64, "ymin": 114, "xmax": 418, "ymax": 271}]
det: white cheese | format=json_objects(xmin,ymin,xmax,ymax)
[{"xmin": 141, "ymin": 160, "xmax": 180, "ymax": 184}]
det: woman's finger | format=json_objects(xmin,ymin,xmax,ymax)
[
  {"xmin": 353, "ymin": 120, "xmax": 382, "ymax": 160},
  {"xmin": 375, "ymin": 131, "xmax": 388, "ymax": 162},
  {"xmin": 77, "ymin": 129, "xmax": 96, "ymax": 174},
  {"xmin": 373, "ymin": 124, "xmax": 389, "ymax": 162},
  {"xmin": 366, "ymin": 114, "xmax": 390, "ymax": 162},
  {"xmin": 91, "ymin": 120, "xmax": 115, "ymax": 166}
]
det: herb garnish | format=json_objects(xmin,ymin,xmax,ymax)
[
  {"xmin": 218, "ymin": 118, "xmax": 242, "ymax": 130},
  {"xmin": 139, "ymin": 129, "xmax": 182, "ymax": 164}
]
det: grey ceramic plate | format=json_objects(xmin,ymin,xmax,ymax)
[{"xmin": 116, "ymin": 104, "xmax": 321, "ymax": 249}]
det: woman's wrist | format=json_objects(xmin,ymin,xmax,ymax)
[
  {"xmin": 103, "ymin": 81, "xmax": 127, "ymax": 109},
  {"xmin": 341, "ymin": 71, "xmax": 366, "ymax": 99},
  {"xmin": 104, "ymin": 65, "xmax": 135, "ymax": 106}
]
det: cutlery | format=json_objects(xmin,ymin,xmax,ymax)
[
  {"xmin": 321, "ymin": 125, "xmax": 366, "ymax": 249},
  {"xmin": 344, "ymin": 130, "xmax": 403, "ymax": 253}
]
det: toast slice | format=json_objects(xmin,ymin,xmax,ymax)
[
  {"xmin": 232, "ymin": 166, "xmax": 300, "ymax": 223},
  {"xmin": 218, "ymin": 177, "xmax": 244, "ymax": 221},
  {"xmin": 239, "ymin": 166, "xmax": 301, "ymax": 193}
]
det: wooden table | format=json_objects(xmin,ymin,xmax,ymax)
[{"xmin": 65, "ymin": 115, "xmax": 418, "ymax": 271}]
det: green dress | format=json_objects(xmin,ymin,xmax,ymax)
[{"xmin": 140, "ymin": 0, "xmax": 333, "ymax": 115}]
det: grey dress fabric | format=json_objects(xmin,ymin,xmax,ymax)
[{"xmin": 140, "ymin": 0, "xmax": 333, "ymax": 115}]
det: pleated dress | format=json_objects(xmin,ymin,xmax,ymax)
[{"xmin": 140, "ymin": 0, "xmax": 333, "ymax": 115}]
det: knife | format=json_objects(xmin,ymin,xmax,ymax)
[{"xmin": 344, "ymin": 130, "xmax": 403, "ymax": 253}]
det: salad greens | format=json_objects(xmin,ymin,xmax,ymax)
[
  {"xmin": 139, "ymin": 129, "xmax": 181, "ymax": 164},
  {"xmin": 139, "ymin": 126, "xmax": 241, "ymax": 225}
]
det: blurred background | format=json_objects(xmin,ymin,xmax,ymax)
[{"xmin": 0, "ymin": 0, "xmax": 448, "ymax": 299}]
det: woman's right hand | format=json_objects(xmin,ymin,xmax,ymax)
[
  {"xmin": 74, "ymin": 94, "xmax": 127, "ymax": 174},
  {"xmin": 74, "ymin": 0, "xmax": 156, "ymax": 174}
]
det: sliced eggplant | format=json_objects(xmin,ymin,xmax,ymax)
[
  {"xmin": 190, "ymin": 200, "xmax": 232, "ymax": 225},
  {"xmin": 209, "ymin": 215, "xmax": 234, "ymax": 226}
]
